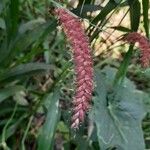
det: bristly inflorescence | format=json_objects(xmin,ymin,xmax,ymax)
[
  {"xmin": 55, "ymin": 8, "xmax": 93, "ymax": 129},
  {"xmin": 124, "ymin": 32, "xmax": 150, "ymax": 68}
]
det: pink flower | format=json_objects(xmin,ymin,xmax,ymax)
[
  {"xmin": 124, "ymin": 32, "xmax": 150, "ymax": 68},
  {"xmin": 55, "ymin": 8, "xmax": 93, "ymax": 129}
]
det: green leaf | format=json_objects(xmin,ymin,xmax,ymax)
[
  {"xmin": 91, "ymin": 67, "xmax": 146, "ymax": 150},
  {"xmin": 0, "ymin": 0, "xmax": 9, "ymax": 13},
  {"xmin": 72, "ymin": 4, "xmax": 103, "ymax": 18},
  {"xmin": 111, "ymin": 26, "xmax": 131, "ymax": 32},
  {"xmin": 0, "ymin": 18, "xmax": 5, "ymax": 29},
  {"xmin": 142, "ymin": 0, "xmax": 149, "ymax": 38},
  {"xmin": 0, "ymin": 85, "xmax": 25, "ymax": 103},
  {"xmin": 89, "ymin": 0, "xmax": 122, "ymax": 41},
  {"xmin": 38, "ymin": 89, "xmax": 60, "ymax": 150},
  {"xmin": 114, "ymin": 45, "xmax": 133, "ymax": 85},
  {"xmin": 0, "ymin": 107, "xmax": 26, "ymax": 117},
  {"xmin": 14, "ymin": 20, "xmax": 56, "ymax": 54},
  {"xmin": 114, "ymin": 0, "xmax": 140, "ymax": 85},
  {"xmin": 91, "ymin": 0, "xmax": 119, "ymax": 24},
  {"xmin": 0, "ymin": 20, "xmax": 57, "ymax": 66},
  {"xmin": 0, "ymin": 63, "xmax": 52, "ymax": 84},
  {"xmin": 76, "ymin": 138, "xmax": 90, "ymax": 150},
  {"xmin": 0, "ymin": 114, "xmax": 26, "ymax": 141},
  {"xmin": 57, "ymin": 121, "xmax": 69, "ymax": 133},
  {"xmin": 142, "ymin": 68, "xmax": 150, "ymax": 79},
  {"xmin": 78, "ymin": 0, "xmax": 91, "ymax": 5},
  {"xmin": 19, "ymin": 18, "xmax": 46, "ymax": 34},
  {"xmin": 0, "ymin": 2, "xmax": 3, "ymax": 14},
  {"xmin": 128, "ymin": 0, "xmax": 141, "ymax": 31},
  {"xmin": 5, "ymin": 0, "xmax": 19, "ymax": 43},
  {"xmin": 114, "ymin": 0, "xmax": 123, "ymax": 4}
]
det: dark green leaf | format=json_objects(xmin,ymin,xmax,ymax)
[
  {"xmin": 142, "ymin": 0, "xmax": 149, "ymax": 38},
  {"xmin": 111, "ymin": 26, "xmax": 131, "ymax": 32},
  {"xmin": 114, "ymin": 0, "xmax": 140, "ymax": 85},
  {"xmin": 128, "ymin": 0, "xmax": 141, "ymax": 31},
  {"xmin": 78, "ymin": 0, "xmax": 91, "ymax": 6},
  {"xmin": 0, "ymin": 20, "xmax": 57, "ymax": 66},
  {"xmin": 0, "ymin": 114, "xmax": 26, "ymax": 141},
  {"xmin": 38, "ymin": 89, "xmax": 60, "ymax": 150},
  {"xmin": 19, "ymin": 18, "xmax": 46, "ymax": 34},
  {"xmin": 5, "ymin": 0, "xmax": 19, "ymax": 43},
  {"xmin": 72, "ymin": 4, "xmax": 103, "ymax": 18},
  {"xmin": 90, "ymin": 1, "xmax": 117, "ymax": 25},
  {"xmin": 14, "ymin": 20, "xmax": 56, "ymax": 53},
  {"xmin": 0, "ymin": 63, "xmax": 52, "ymax": 83},
  {"xmin": 114, "ymin": 45, "xmax": 133, "ymax": 85},
  {"xmin": 89, "ymin": 0, "xmax": 121, "ymax": 41}
]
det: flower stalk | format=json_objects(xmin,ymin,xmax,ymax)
[{"xmin": 55, "ymin": 8, "xmax": 93, "ymax": 129}]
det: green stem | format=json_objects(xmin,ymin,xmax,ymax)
[
  {"xmin": 1, "ymin": 103, "xmax": 18, "ymax": 150},
  {"xmin": 21, "ymin": 115, "xmax": 34, "ymax": 150},
  {"xmin": 113, "ymin": 45, "xmax": 133, "ymax": 86}
]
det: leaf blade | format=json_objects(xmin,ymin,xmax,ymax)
[
  {"xmin": 0, "ymin": 63, "xmax": 52, "ymax": 84},
  {"xmin": 0, "ymin": 85, "xmax": 25, "ymax": 103},
  {"xmin": 142, "ymin": 0, "xmax": 149, "ymax": 38},
  {"xmin": 128, "ymin": 0, "xmax": 141, "ymax": 31},
  {"xmin": 38, "ymin": 89, "xmax": 60, "ymax": 150},
  {"xmin": 91, "ymin": 67, "xmax": 146, "ymax": 150}
]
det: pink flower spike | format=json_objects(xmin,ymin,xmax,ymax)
[
  {"xmin": 124, "ymin": 32, "xmax": 150, "ymax": 68},
  {"xmin": 55, "ymin": 8, "xmax": 94, "ymax": 129}
]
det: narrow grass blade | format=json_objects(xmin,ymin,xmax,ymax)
[
  {"xmin": 114, "ymin": 0, "xmax": 140, "ymax": 85},
  {"xmin": 0, "ymin": 20, "xmax": 57, "ymax": 66},
  {"xmin": 111, "ymin": 26, "xmax": 131, "ymax": 32},
  {"xmin": 89, "ymin": 0, "xmax": 122, "ymax": 41},
  {"xmin": 114, "ymin": 45, "xmax": 134, "ymax": 85},
  {"xmin": 5, "ymin": 0, "xmax": 19, "ymax": 43},
  {"xmin": 0, "ymin": 63, "xmax": 52, "ymax": 84},
  {"xmin": 21, "ymin": 116, "xmax": 34, "ymax": 150},
  {"xmin": 38, "ymin": 89, "xmax": 60, "ymax": 150},
  {"xmin": 142, "ymin": 0, "xmax": 149, "ymax": 38},
  {"xmin": 128, "ymin": 0, "xmax": 141, "ymax": 31}
]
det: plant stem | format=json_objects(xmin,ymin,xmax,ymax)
[
  {"xmin": 1, "ymin": 103, "xmax": 18, "ymax": 150},
  {"xmin": 21, "ymin": 115, "xmax": 34, "ymax": 150}
]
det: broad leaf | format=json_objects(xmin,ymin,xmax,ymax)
[{"xmin": 91, "ymin": 67, "xmax": 146, "ymax": 150}]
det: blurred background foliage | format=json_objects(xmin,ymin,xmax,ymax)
[{"xmin": 0, "ymin": 0, "xmax": 149, "ymax": 149}]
